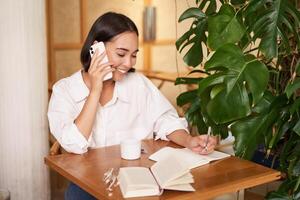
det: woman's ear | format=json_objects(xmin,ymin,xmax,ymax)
[{"xmin": 93, "ymin": 40, "xmax": 98, "ymax": 45}]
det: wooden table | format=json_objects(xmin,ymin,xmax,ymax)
[{"xmin": 45, "ymin": 140, "xmax": 281, "ymax": 200}]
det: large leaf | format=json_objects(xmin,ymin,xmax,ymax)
[
  {"xmin": 266, "ymin": 178, "xmax": 300, "ymax": 199},
  {"xmin": 178, "ymin": 7, "xmax": 206, "ymax": 22},
  {"xmin": 285, "ymin": 78, "xmax": 300, "ymax": 98},
  {"xmin": 252, "ymin": 91, "xmax": 275, "ymax": 114},
  {"xmin": 183, "ymin": 38, "xmax": 203, "ymax": 67},
  {"xmin": 175, "ymin": 29, "xmax": 193, "ymax": 50},
  {"xmin": 232, "ymin": 94, "xmax": 288, "ymax": 159},
  {"xmin": 177, "ymin": 18, "xmax": 208, "ymax": 67},
  {"xmin": 207, "ymin": 84, "xmax": 251, "ymax": 124},
  {"xmin": 205, "ymin": 44, "xmax": 269, "ymax": 105},
  {"xmin": 175, "ymin": 77, "xmax": 202, "ymax": 85},
  {"xmin": 184, "ymin": 98, "xmax": 207, "ymax": 134},
  {"xmin": 268, "ymin": 110, "xmax": 290, "ymax": 150},
  {"xmin": 176, "ymin": 89, "xmax": 198, "ymax": 106},
  {"xmin": 245, "ymin": 0, "xmax": 300, "ymax": 59},
  {"xmin": 198, "ymin": 72, "xmax": 229, "ymax": 95},
  {"xmin": 205, "ymin": 44, "xmax": 245, "ymax": 71},
  {"xmin": 207, "ymin": 4, "xmax": 245, "ymax": 50},
  {"xmin": 290, "ymin": 98, "xmax": 300, "ymax": 115},
  {"xmin": 231, "ymin": 115, "xmax": 266, "ymax": 159},
  {"xmin": 294, "ymin": 121, "xmax": 300, "ymax": 136},
  {"xmin": 266, "ymin": 191, "xmax": 293, "ymax": 200}
]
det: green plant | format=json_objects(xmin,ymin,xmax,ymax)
[{"xmin": 176, "ymin": 0, "xmax": 300, "ymax": 198}]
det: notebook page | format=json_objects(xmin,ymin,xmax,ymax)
[
  {"xmin": 150, "ymin": 155, "xmax": 189, "ymax": 188},
  {"xmin": 163, "ymin": 183, "xmax": 195, "ymax": 192},
  {"xmin": 149, "ymin": 147, "xmax": 209, "ymax": 169},
  {"xmin": 149, "ymin": 147, "xmax": 230, "ymax": 169},
  {"xmin": 167, "ymin": 172, "xmax": 194, "ymax": 186},
  {"xmin": 203, "ymin": 150, "xmax": 231, "ymax": 162}
]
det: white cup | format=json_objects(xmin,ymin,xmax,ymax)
[{"xmin": 120, "ymin": 138, "xmax": 141, "ymax": 160}]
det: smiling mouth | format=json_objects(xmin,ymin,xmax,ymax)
[{"xmin": 116, "ymin": 68, "xmax": 128, "ymax": 73}]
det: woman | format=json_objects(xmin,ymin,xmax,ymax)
[{"xmin": 48, "ymin": 12, "xmax": 217, "ymax": 199}]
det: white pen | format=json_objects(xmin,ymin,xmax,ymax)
[{"xmin": 204, "ymin": 126, "xmax": 211, "ymax": 151}]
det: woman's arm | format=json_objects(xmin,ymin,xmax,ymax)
[
  {"xmin": 167, "ymin": 129, "xmax": 217, "ymax": 154},
  {"xmin": 75, "ymin": 51, "xmax": 114, "ymax": 139},
  {"xmin": 74, "ymin": 90, "xmax": 101, "ymax": 139}
]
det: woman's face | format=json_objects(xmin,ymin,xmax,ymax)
[{"xmin": 105, "ymin": 31, "xmax": 139, "ymax": 81}]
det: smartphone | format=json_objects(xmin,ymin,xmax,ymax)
[{"xmin": 89, "ymin": 41, "xmax": 113, "ymax": 81}]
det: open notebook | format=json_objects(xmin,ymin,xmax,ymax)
[
  {"xmin": 118, "ymin": 155, "xmax": 195, "ymax": 198},
  {"xmin": 149, "ymin": 147, "xmax": 231, "ymax": 169}
]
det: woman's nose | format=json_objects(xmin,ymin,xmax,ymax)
[{"xmin": 123, "ymin": 57, "xmax": 132, "ymax": 68}]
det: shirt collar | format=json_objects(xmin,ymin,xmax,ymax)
[
  {"xmin": 68, "ymin": 70, "xmax": 131, "ymax": 104},
  {"xmin": 68, "ymin": 70, "xmax": 89, "ymax": 103},
  {"xmin": 115, "ymin": 77, "xmax": 131, "ymax": 104}
]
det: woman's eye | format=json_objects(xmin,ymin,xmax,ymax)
[
  {"xmin": 132, "ymin": 55, "xmax": 137, "ymax": 58},
  {"xmin": 117, "ymin": 54, "xmax": 125, "ymax": 57}
]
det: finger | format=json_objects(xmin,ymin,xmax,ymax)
[
  {"xmin": 199, "ymin": 147, "xmax": 213, "ymax": 155},
  {"xmin": 191, "ymin": 145, "xmax": 207, "ymax": 154},
  {"xmin": 209, "ymin": 136, "xmax": 217, "ymax": 146},
  {"xmin": 90, "ymin": 51, "xmax": 107, "ymax": 72},
  {"xmin": 95, "ymin": 52, "xmax": 109, "ymax": 67},
  {"xmin": 205, "ymin": 145, "xmax": 215, "ymax": 153},
  {"xmin": 99, "ymin": 67, "xmax": 114, "ymax": 80},
  {"xmin": 196, "ymin": 136, "xmax": 207, "ymax": 147},
  {"xmin": 206, "ymin": 142, "xmax": 215, "ymax": 149},
  {"xmin": 94, "ymin": 63, "xmax": 113, "ymax": 73},
  {"xmin": 94, "ymin": 65, "xmax": 114, "ymax": 75}
]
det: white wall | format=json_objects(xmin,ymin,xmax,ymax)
[{"xmin": 0, "ymin": 0, "xmax": 50, "ymax": 199}]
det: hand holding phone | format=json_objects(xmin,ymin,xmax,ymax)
[{"xmin": 89, "ymin": 42, "xmax": 113, "ymax": 81}]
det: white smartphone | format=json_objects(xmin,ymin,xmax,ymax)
[{"xmin": 89, "ymin": 41, "xmax": 113, "ymax": 81}]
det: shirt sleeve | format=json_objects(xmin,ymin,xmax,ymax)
[
  {"xmin": 47, "ymin": 82, "xmax": 89, "ymax": 154},
  {"xmin": 140, "ymin": 75, "xmax": 189, "ymax": 140},
  {"xmin": 153, "ymin": 109, "xmax": 189, "ymax": 141}
]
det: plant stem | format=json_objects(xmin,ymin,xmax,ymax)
[{"xmin": 244, "ymin": 47, "xmax": 259, "ymax": 54}]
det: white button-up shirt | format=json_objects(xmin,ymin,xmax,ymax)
[{"xmin": 48, "ymin": 70, "xmax": 188, "ymax": 154}]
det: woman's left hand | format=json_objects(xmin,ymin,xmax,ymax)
[{"xmin": 186, "ymin": 135, "xmax": 217, "ymax": 155}]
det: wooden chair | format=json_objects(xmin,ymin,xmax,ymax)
[
  {"xmin": 49, "ymin": 134, "xmax": 64, "ymax": 155},
  {"xmin": 49, "ymin": 140, "xmax": 61, "ymax": 156}
]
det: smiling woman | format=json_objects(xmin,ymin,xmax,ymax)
[{"xmin": 47, "ymin": 11, "xmax": 217, "ymax": 200}]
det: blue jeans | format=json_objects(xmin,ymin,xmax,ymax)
[{"xmin": 65, "ymin": 182, "xmax": 97, "ymax": 200}]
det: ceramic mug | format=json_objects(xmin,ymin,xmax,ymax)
[{"xmin": 120, "ymin": 138, "xmax": 141, "ymax": 160}]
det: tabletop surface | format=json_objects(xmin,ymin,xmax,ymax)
[{"xmin": 45, "ymin": 140, "xmax": 281, "ymax": 200}]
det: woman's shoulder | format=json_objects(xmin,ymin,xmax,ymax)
[{"xmin": 52, "ymin": 70, "xmax": 83, "ymax": 93}]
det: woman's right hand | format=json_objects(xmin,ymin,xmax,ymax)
[{"xmin": 88, "ymin": 49, "xmax": 114, "ymax": 93}]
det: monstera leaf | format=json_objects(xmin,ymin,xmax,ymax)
[
  {"xmin": 207, "ymin": 4, "xmax": 245, "ymax": 50},
  {"xmin": 207, "ymin": 83, "xmax": 251, "ymax": 124},
  {"xmin": 285, "ymin": 78, "xmax": 300, "ymax": 98},
  {"xmin": 244, "ymin": 0, "xmax": 300, "ymax": 59},
  {"xmin": 205, "ymin": 44, "xmax": 269, "ymax": 105},
  {"xmin": 176, "ymin": 8, "xmax": 207, "ymax": 67}
]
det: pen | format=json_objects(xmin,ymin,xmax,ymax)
[{"xmin": 204, "ymin": 126, "xmax": 211, "ymax": 151}]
